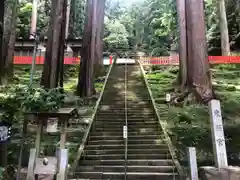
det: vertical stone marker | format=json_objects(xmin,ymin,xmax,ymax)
[
  {"xmin": 208, "ymin": 100, "xmax": 228, "ymax": 168},
  {"xmin": 188, "ymin": 147, "xmax": 198, "ymax": 180}
]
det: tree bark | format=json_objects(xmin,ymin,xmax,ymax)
[
  {"xmin": 176, "ymin": 0, "xmax": 187, "ymax": 92},
  {"xmin": 95, "ymin": 0, "xmax": 106, "ymax": 66},
  {"xmin": 0, "ymin": 0, "xmax": 18, "ymax": 84},
  {"xmin": 218, "ymin": 0, "xmax": 230, "ymax": 56},
  {"xmin": 0, "ymin": 0, "xmax": 5, "ymax": 85},
  {"xmin": 76, "ymin": 0, "xmax": 97, "ymax": 97},
  {"xmin": 30, "ymin": 0, "xmax": 38, "ymax": 39},
  {"xmin": 65, "ymin": 0, "xmax": 71, "ymax": 39},
  {"xmin": 59, "ymin": 0, "xmax": 68, "ymax": 89},
  {"xmin": 41, "ymin": 0, "xmax": 55, "ymax": 87},
  {"xmin": 6, "ymin": 0, "xmax": 18, "ymax": 81},
  {"xmin": 41, "ymin": 0, "xmax": 66, "ymax": 88},
  {"xmin": 185, "ymin": 0, "xmax": 213, "ymax": 103}
]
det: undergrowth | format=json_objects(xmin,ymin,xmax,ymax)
[
  {"xmin": 0, "ymin": 65, "xmax": 109, "ymax": 171},
  {"xmin": 145, "ymin": 64, "xmax": 240, "ymax": 167}
]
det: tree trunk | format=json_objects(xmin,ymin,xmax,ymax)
[
  {"xmin": 176, "ymin": 0, "xmax": 187, "ymax": 92},
  {"xmin": 6, "ymin": 0, "xmax": 18, "ymax": 81},
  {"xmin": 65, "ymin": 0, "xmax": 71, "ymax": 39},
  {"xmin": 59, "ymin": 0, "xmax": 68, "ymax": 89},
  {"xmin": 76, "ymin": 0, "xmax": 96, "ymax": 97},
  {"xmin": 41, "ymin": 0, "xmax": 66, "ymax": 88},
  {"xmin": 185, "ymin": 0, "xmax": 213, "ymax": 103},
  {"xmin": 0, "ymin": 0, "xmax": 18, "ymax": 84},
  {"xmin": 30, "ymin": 0, "xmax": 38, "ymax": 39},
  {"xmin": 218, "ymin": 0, "xmax": 230, "ymax": 56},
  {"xmin": 41, "ymin": 0, "xmax": 55, "ymax": 88},
  {"xmin": 95, "ymin": 0, "xmax": 106, "ymax": 66},
  {"xmin": 94, "ymin": 0, "xmax": 106, "ymax": 76},
  {"xmin": 0, "ymin": 0, "xmax": 5, "ymax": 85}
]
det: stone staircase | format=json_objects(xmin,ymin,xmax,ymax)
[{"xmin": 71, "ymin": 64, "xmax": 179, "ymax": 179}]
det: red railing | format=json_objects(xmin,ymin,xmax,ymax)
[
  {"xmin": 13, "ymin": 55, "xmax": 240, "ymax": 65},
  {"xmin": 14, "ymin": 56, "xmax": 81, "ymax": 65},
  {"xmin": 139, "ymin": 56, "xmax": 240, "ymax": 65}
]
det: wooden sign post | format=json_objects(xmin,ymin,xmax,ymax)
[
  {"xmin": 188, "ymin": 147, "xmax": 198, "ymax": 180},
  {"xmin": 208, "ymin": 100, "xmax": 228, "ymax": 168}
]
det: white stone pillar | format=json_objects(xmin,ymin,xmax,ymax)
[{"xmin": 208, "ymin": 100, "xmax": 228, "ymax": 168}]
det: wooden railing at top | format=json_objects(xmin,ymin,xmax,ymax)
[{"xmin": 138, "ymin": 56, "xmax": 240, "ymax": 65}]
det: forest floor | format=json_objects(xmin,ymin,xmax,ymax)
[
  {"xmin": 0, "ymin": 65, "xmax": 109, "ymax": 168},
  {"xmin": 144, "ymin": 64, "xmax": 240, "ymax": 168}
]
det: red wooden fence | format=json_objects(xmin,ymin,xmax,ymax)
[
  {"xmin": 14, "ymin": 56, "xmax": 81, "ymax": 65},
  {"xmin": 13, "ymin": 55, "xmax": 240, "ymax": 65},
  {"xmin": 139, "ymin": 56, "xmax": 240, "ymax": 65}
]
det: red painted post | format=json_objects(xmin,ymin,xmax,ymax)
[{"xmin": 110, "ymin": 55, "xmax": 113, "ymax": 64}]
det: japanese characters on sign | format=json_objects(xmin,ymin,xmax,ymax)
[{"xmin": 208, "ymin": 100, "xmax": 228, "ymax": 168}]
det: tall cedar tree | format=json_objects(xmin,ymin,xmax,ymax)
[
  {"xmin": 77, "ymin": 0, "xmax": 98, "ymax": 97},
  {"xmin": 41, "ymin": 0, "xmax": 67, "ymax": 88},
  {"xmin": 185, "ymin": 0, "xmax": 213, "ymax": 103}
]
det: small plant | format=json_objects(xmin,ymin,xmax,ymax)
[
  {"xmin": 22, "ymin": 87, "xmax": 66, "ymax": 112},
  {"xmin": 0, "ymin": 86, "xmax": 65, "ymax": 124}
]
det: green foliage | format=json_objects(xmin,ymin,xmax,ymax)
[
  {"xmin": 104, "ymin": 20, "xmax": 129, "ymax": 51},
  {"xmin": 0, "ymin": 86, "xmax": 65, "ymax": 123},
  {"xmin": 146, "ymin": 64, "xmax": 240, "ymax": 165},
  {"xmin": 69, "ymin": 0, "xmax": 85, "ymax": 38},
  {"xmin": 17, "ymin": 0, "xmax": 50, "ymax": 38},
  {"xmin": 21, "ymin": 87, "xmax": 65, "ymax": 112}
]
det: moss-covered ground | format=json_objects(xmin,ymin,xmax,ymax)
[
  {"xmin": 144, "ymin": 64, "xmax": 240, "ymax": 167},
  {"xmin": 0, "ymin": 65, "xmax": 109, "ymax": 168}
]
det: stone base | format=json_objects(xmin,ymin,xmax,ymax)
[{"xmin": 199, "ymin": 166, "xmax": 240, "ymax": 180}]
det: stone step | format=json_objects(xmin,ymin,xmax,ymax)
[
  {"xmin": 79, "ymin": 159, "xmax": 174, "ymax": 166},
  {"xmin": 92, "ymin": 128, "xmax": 160, "ymax": 134},
  {"xmin": 94, "ymin": 118, "xmax": 157, "ymax": 122},
  {"xmin": 83, "ymin": 154, "xmax": 170, "ymax": 160},
  {"xmin": 87, "ymin": 139, "xmax": 166, "ymax": 145},
  {"xmin": 93, "ymin": 127, "xmax": 160, "ymax": 132},
  {"xmin": 90, "ymin": 130, "xmax": 159, "ymax": 136},
  {"xmin": 89, "ymin": 135, "xmax": 163, "ymax": 141},
  {"xmin": 72, "ymin": 171, "xmax": 179, "ymax": 180},
  {"xmin": 96, "ymin": 112, "xmax": 154, "ymax": 115},
  {"xmin": 94, "ymin": 121, "xmax": 157, "ymax": 126},
  {"xmin": 83, "ymin": 148, "xmax": 169, "ymax": 155},
  {"xmin": 98, "ymin": 109, "xmax": 153, "ymax": 112},
  {"xmin": 75, "ymin": 165, "xmax": 176, "ymax": 173},
  {"xmin": 85, "ymin": 144, "xmax": 168, "ymax": 150}
]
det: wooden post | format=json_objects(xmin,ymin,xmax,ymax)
[
  {"xmin": 208, "ymin": 100, "xmax": 228, "ymax": 168},
  {"xmin": 57, "ymin": 149, "xmax": 68, "ymax": 180},
  {"xmin": 188, "ymin": 147, "xmax": 199, "ymax": 180},
  {"xmin": 60, "ymin": 120, "xmax": 68, "ymax": 149},
  {"xmin": 27, "ymin": 148, "xmax": 37, "ymax": 180},
  {"xmin": 35, "ymin": 121, "xmax": 43, "ymax": 156}
]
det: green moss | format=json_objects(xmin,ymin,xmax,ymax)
[{"xmin": 146, "ymin": 64, "xmax": 240, "ymax": 166}]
